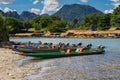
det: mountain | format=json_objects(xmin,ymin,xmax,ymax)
[
  {"xmin": 54, "ymin": 4, "xmax": 103, "ymax": 23},
  {"xmin": 4, "ymin": 11, "xmax": 20, "ymax": 19},
  {"xmin": 20, "ymin": 11, "xmax": 39, "ymax": 20},
  {"xmin": 0, "ymin": 10, "xmax": 4, "ymax": 15},
  {"xmin": 0, "ymin": 10, "xmax": 38, "ymax": 20}
]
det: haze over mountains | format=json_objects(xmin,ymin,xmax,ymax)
[{"xmin": 0, "ymin": 4, "xmax": 103, "ymax": 22}]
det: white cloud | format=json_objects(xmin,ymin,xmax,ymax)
[
  {"xmin": 104, "ymin": 0, "xmax": 120, "ymax": 13},
  {"xmin": 33, "ymin": 0, "xmax": 39, "ymax": 5},
  {"xmin": 80, "ymin": 0, "xmax": 88, "ymax": 3},
  {"xmin": 0, "ymin": 0, "xmax": 14, "ymax": 4},
  {"xmin": 41, "ymin": 0, "xmax": 60, "ymax": 15},
  {"xmin": 30, "ymin": 8, "xmax": 40, "ymax": 14},
  {"xmin": 3, "ymin": 7, "xmax": 16, "ymax": 13},
  {"xmin": 104, "ymin": 9, "xmax": 113, "ymax": 14},
  {"xmin": 111, "ymin": 0, "xmax": 120, "ymax": 8},
  {"xmin": 110, "ymin": 0, "xmax": 119, "ymax": 3}
]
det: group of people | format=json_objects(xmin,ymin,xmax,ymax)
[
  {"xmin": 10, "ymin": 41, "xmax": 92, "ymax": 54},
  {"xmin": 66, "ymin": 43, "xmax": 92, "ymax": 54}
]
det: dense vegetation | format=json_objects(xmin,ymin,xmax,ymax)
[
  {"xmin": 0, "ymin": 15, "xmax": 9, "ymax": 42},
  {"xmin": 0, "ymin": 5, "xmax": 120, "ymax": 41},
  {"xmin": 78, "ymin": 5, "xmax": 120, "ymax": 30}
]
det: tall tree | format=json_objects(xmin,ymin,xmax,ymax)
[
  {"xmin": 5, "ymin": 17, "xmax": 23, "ymax": 33},
  {"xmin": 32, "ymin": 16, "xmax": 52, "ymax": 31},
  {"xmin": 98, "ymin": 14, "xmax": 111, "ymax": 30},
  {"xmin": 49, "ymin": 20, "xmax": 67, "ymax": 32},
  {"xmin": 110, "ymin": 14, "xmax": 120, "ymax": 28},
  {"xmin": 110, "ymin": 5, "xmax": 120, "ymax": 28},
  {"xmin": 113, "ymin": 5, "xmax": 120, "ymax": 15},
  {"xmin": 23, "ymin": 20, "xmax": 32, "ymax": 31},
  {"xmin": 72, "ymin": 19, "xmax": 78, "ymax": 29},
  {"xmin": 79, "ymin": 13, "xmax": 102, "ymax": 30},
  {"xmin": 0, "ymin": 15, "xmax": 9, "ymax": 42}
]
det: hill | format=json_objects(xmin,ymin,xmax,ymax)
[{"xmin": 54, "ymin": 4, "xmax": 103, "ymax": 23}]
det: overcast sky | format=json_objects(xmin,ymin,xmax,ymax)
[{"xmin": 0, "ymin": 0, "xmax": 120, "ymax": 15}]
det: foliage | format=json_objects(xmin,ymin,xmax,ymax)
[
  {"xmin": 110, "ymin": 14, "xmax": 120, "ymax": 28},
  {"xmin": 5, "ymin": 17, "xmax": 24, "ymax": 33},
  {"xmin": 113, "ymin": 5, "xmax": 120, "ymax": 15},
  {"xmin": 48, "ymin": 20, "xmax": 67, "ymax": 32},
  {"xmin": 23, "ymin": 20, "xmax": 32, "ymax": 31},
  {"xmin": 110, "ymin": 5, "xmax": 120, "ymax": 28},
  {"xmin": 31, "ymin": 16, "xmax": 52, "ymax": 31},
  {"xmin": 79, "ymin": 13, "xmax": 102, "ymax": 30},
  {"xmin": 31, "ymin": 15, "xmax": 67, "ymax": 33},
  {"xmin": 0, "ymin": 14, "xmax": 9, "ymax": 41},
  {"xmin": 97, "ymin": 14, "xmax": 111, "ymax": 30}
]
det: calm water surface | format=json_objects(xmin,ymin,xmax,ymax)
[{"xmin": 10, "ymin": 38, "xmax": 120, "ymax": 80}]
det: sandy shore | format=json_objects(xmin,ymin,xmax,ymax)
[{"xmin": 0, "ymin": 48, "xmax": 40, "ymax": 80}]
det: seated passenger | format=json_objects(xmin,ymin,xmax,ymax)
[
  {"xmin": 75, "ymin": 43, "xmax": 83, "ymax": 54},
  {"xmin": 66, "ymin": 47, "xmax": 71, "ymax": 54}
]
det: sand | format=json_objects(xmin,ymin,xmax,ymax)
[{"xmin": 0, "ymin": 48, "xmax": 40, "ymax": 80}]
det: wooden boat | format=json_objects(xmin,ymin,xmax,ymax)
[{"xmin": 18, "ymin": 47, "xmax": 105, "ymax": 58}]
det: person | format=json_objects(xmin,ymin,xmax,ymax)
[
  {"xmin": 66, "ymin": 47, "xmax": 71, "ymax": 54},
  {"xmin": 75, "ymin": 46, "xmax": 83, "ymax": 54},
  {"xmin": 75, "ymin": 43, "xmax": 83, "ymax": 54}
]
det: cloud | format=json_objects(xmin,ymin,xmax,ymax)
[
  {"xmin": 41, "ymin": 0, "xmax": 60, "ymax": 15},
  {"xmin": 111, "ymin": 0, "xmax": 120, "ymax": 8},
  {"xmin": 104, "ymin": 9, "xmax": 113, "ymax": 14},
  {"xmin": 3, "ymin": 7, "xmax": 16, "ymax": 13},
  {"xmin": 0, "ymin": 0, "xmax": 14, "ymax": 4},
  {"xmin": 80, "ymin": 0, "xmax": 88, "ymax": 3},
  {"xmin": 110, "ymin": 0, "xmax": 119, "ymax": 3},
  {"xmin": 104, "ymin": 0, "xmax": 120, "ymax": 13},
  {"xmin": 33, "ymin": 0, "xmax": 39, "ymax": 5},
  {"xmin": 30, "ymin": 8, "xmax": 40, "ymax": 14}
]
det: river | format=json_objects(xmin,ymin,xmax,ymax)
[{"xmin": 10, "ymin": 38, "xmax": 120, "ymax": 80}]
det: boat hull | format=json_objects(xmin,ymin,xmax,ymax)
[{"xmin": 19, "ymin": 48, "xmax": 105, "ymax": 58}]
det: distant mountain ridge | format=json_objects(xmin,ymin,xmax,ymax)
[
  {"xmin": 54, "ymin": 4, "xmax": 103, "ymax": 23},
  {"xmin": 0, "ymin": 4, "xmax": 103, "ymax": 22},
  {"xmin": 0, "ymin": 10, "xmax": 39, "ymax": 20}
]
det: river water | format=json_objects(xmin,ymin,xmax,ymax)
[{"xmin": 10, "ymin": 38, "xmax": 120, "ymax": 80}]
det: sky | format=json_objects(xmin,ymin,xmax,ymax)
[{"xmin": 0, "ymin": 0, "xmax": 120, "ymax": 15}]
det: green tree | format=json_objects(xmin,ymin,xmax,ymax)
[
  {"xmin": 5, "ymin": 17, "xmax": 23, "ymax": 33},
  {"xmin": 0, "ymin": 15, "xmax": 9, "ymax": 42},
  {"xmin": 113, "ymin": 5, "xmax": 120, "ymax": 15},
  {"xmin": 51, "ymin": 15, "xmax": 61, "ymax": 21},
  {"xmin": 49, "ymin": 20, "xmax": 67, "ymax": 32},
  {"xmin": 110, "ymin": 5, "xmax": 120, "ymax": 28},
  {"xmin": 32, "ymin": 16, "xmax": 52, "ymax": 31},
  {"xmin": 110, "ymin": 14, "xmax": 120, "ymax": 28},
  {"xmin": 23, "ymin": 20, "xmax": 32, "ymax": 31},
  {"xmin": 98, "ymin": 14, "xmax": 111, "ymax": 30},
  {"xmin": 72, "ymin": 19, "xmax": 78, "ymax": 29},
  {"xmin": 79, "ymin": 13, "xmax": 102, "ymax": 30}
]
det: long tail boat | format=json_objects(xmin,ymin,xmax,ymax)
[{"xmin": 18, "ymin": 46, "xmax": 105, "ymax": 58}]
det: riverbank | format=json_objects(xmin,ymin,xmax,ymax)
[
  {"xmin": 0, "ymin": 48, "xmax": 40, "ymax": 80},
  {"xmin": 10, "ymin": 30, "xmax": 120, "ymax": 38}
]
